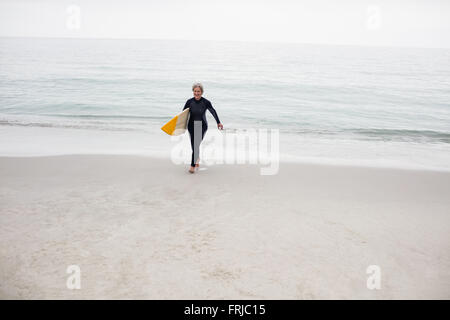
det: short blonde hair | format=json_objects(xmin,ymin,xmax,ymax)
[{"xmin": 192, "ymin": 82, "xmax": 204, "ymax": 93}]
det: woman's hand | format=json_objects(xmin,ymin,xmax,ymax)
[{"xmin": 217, "ymin": 123, "xmax": 224, "ymax": 130}]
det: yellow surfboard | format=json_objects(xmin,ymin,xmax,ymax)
[{"xmin": 161, "ymin": 108, "xmax": 190, "ymax": 136}]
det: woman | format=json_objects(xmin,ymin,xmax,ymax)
[{"xmin": 183, "ymin": 83, "xmax": 224, "ymax": 173}]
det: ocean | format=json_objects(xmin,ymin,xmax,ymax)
[{"xmin": 1, "ymin": 37, "xmax": 449, "ymax": 170}]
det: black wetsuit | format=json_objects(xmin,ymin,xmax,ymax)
[{"xmin": 183, "ymin": 97, "xmax": 221, "ymax": 167}]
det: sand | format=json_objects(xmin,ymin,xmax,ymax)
[{"xmin": 0, "ymin": 155, "xmax": 449, "ymax": 299}]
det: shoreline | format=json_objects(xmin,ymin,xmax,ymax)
[
  {"xmin": 0, "ymin": 153, "xmax": 449, "ymax": 174},
  {"xmin": 1, "ymin": 125, "xmax": 449, "ymax": 173},
  {"xmin": 1, "ymin": 154, "xmax": 449, "ymax": 299}
]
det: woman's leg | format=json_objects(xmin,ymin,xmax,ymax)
[
  {"xmin": 188, "ymin": 121, "xmax": 207, "ymax": 168},
  {"xmin": 196, "ymin": 124, "xmax": 208, "ymax": 168}
]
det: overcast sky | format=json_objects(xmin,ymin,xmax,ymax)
[{"xmin": 0, "ymin": 0, "xmax": 449, "ymax": 48}]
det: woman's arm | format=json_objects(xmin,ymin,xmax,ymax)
[{"xmin": 206, "ymin": 100, "xmax": 221, "ymax": 124}]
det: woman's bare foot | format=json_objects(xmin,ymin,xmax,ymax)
[
  {"xmin": 189, "ymin": 166, "xmax": 195, "ymax": 174},
  {"xmin": 194, "ymin": 158, "xmax": 200, "ymax": 169}
]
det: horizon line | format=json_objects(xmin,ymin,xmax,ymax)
[{"xmin": 0, "ymin": 35, "xmax": 448, "ymax": 51}]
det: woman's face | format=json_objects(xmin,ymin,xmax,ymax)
[{"xmin": 193, "ymin": 87, "xmax": 202, "ymax": 100}]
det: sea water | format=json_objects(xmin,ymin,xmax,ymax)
[{"xmin": 1, "ymin": 37, "xmax": 449, "ymax": 170}]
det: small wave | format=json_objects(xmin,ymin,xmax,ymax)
[
  {"xmin": 346, "ymin": 128, "xmax": 450, "ymax": 143},
  {"xmin": 39, "ymin": 113, "xmax": 169, "ymax": 120},
  {"xmin": 0, "ymin": 118, "xmax": 141, "ymax": 132},
  {"xmin": 277, "ymin": 127, "xmax": 450, "ymax": 144}
]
